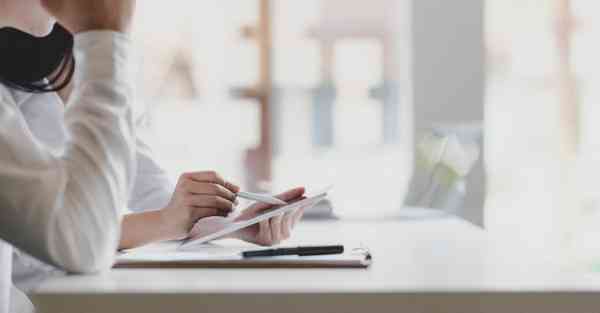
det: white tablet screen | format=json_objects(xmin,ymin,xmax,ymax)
[{"xmin": 179, "ymin": 188, "xmax": 330, "ymax": 249}]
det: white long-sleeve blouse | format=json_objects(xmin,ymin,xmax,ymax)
[
  {"xmin": 10, "ymin": 32, "xmax": 175, "ymax": 299},
  {"xmin": 0, "ymin": 31, "xmax": 142, "ymax": 313}
]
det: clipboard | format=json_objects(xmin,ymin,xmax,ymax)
[{"xmin": 114, "ymin": 242, "xmax": 372, "ymax": 269}]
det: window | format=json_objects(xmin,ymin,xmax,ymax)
[
  {"xmin": 486, "ymin": 0, "xmax": 600, "ymax": 261},
  {"xmin": 132, "ymin": 0, "xmax": 410, "ymax": 217}
]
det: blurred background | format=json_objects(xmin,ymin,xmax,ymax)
[{"xmin": 130, "ymin": 0, "xmax": 600, "ymax": 264}]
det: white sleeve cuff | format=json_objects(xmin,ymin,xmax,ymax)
[{"xmin": 73, "ymin": 31, "xmax": 133, "ymax": 85}]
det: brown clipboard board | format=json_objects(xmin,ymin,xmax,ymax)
[{"xmin": 113, "ymin": 247, "xmax": 372, "ymax": 269}]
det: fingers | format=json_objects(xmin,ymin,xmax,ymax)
[
  {"xmin": 255, "ymin": 213, "xmax": 296, "ymax": 246},
  {"xmin": 257, "ymin": 220, "xmax": 272, "ymax": 245},
  {"xmin": 190, "ymin": 208, "xmax": 225, "ymax": 220},
  {"xmin": 188, "ymin": 216, "xmax": 230, "ymax": 239},
  {"xmin": 274, "ymin": 187, "xmax": 305, "ymax": 202},
  {"xmin": 234, "ymin": 187, "xmax": 307, "ymax": 245},
  {"xmin": 224, "ymin": 181, "xmax": 240, "ymax": 194},
  {"xmin": 180, "ymin": 179, "xmax": 237, "ymax": 202},
  {"xmin": 189, "ymin": 194, "xmax": 234, "ymax": 211},
  {"xmin": 177, "ymin": 172, "xmax": 240, "ymax": 215},
  {"xmin": 291, "ymin": 208, "xmax": 305, "ymax": 228},
  {"xmin": 270, "ymin": 214, "xmax": 284, "ymax": 244},
  {"xmin": 246, "ymin": 187, "xmax": 306, "ymax": 215},
  {"xmin": 184, "ymin": 171, "xmax": 240, "ymax": 193},
  {"xmin": 281, "ymin": 213, "xmax": 292, "ymax": 239},
  {"xmin": 282, "ymin": 208, "xmax": 303, "ymax": 239}
]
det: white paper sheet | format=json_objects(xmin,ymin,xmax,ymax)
[{"xmin": 116, "ymin": 241, "xmax": 371, "ymax": 268}]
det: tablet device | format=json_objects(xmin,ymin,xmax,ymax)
[{"xmin": 179, "ymin": 187, "xmax": 331, "ymax": 249}]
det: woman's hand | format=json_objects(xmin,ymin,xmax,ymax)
[
  {"xmin": 159, "ymin": 171, "xmax": 240, "ymax": 240},
  {"xmin": 40, "ymin": 0, "xmax": 136, "ymax": 34},
  {"xmin": 189, "ymin": 187, "xmax": 306, "ymax": 246},
  {"xmin": 233, "ymin": 187, "xmax": 306, "ymax": 246}
]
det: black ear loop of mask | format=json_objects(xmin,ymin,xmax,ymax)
[{"xmin": 0, "ymin": 23, "xmax": 75, "ymax": 93}]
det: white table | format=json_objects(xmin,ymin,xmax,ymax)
[{"xmin": 31, "ymin": 216, "xmax": 600, "ymax": 313}]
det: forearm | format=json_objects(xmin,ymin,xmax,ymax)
[
  {"xmin": 121, "ymin": 213, "xmax": 239, "ymax": 250},
  {"xmin": 119, "ymin": 210, "xmax": 178, "ymax": 250},
  {"xmin": 0, "ymin": 32, "xmax": 136, "ymax": 274}
]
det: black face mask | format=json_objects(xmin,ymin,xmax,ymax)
[{"xmin": 0, "ymin": 23, "xmax": 74, "ymax": 93}]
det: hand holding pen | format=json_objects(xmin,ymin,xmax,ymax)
[
  {"xmin": 159, "ymin": 170, "xmax": 294, "ymax": 242},
  {"xmin": 159, "ymin": 171, "xmax": 240, "ymax": 240}
]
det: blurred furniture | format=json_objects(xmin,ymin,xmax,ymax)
[
  {"xmin": 232, "ymin": 0, "xmax": 274, "ymax": 192},
  {"xmin": 403, "ymin": 124, "xmax": 484, "ymax": 225},
  {"xmin": 231, "ymin": 0, "xmax": 408, "ymax": 192},
  {"xmin": 31, "ymin": 218, "xmax": 600, "ymax": 313},
  {"xmin": 555, "ymin": 0, "xmax": 580, "ymax": 156},
  {"xmin": 410, "ymin": 0, "xmax": 485, "ymax": 225},
  {"xmin": 309, "ymin": 0, "xmax": 403, "ymax": 146}
]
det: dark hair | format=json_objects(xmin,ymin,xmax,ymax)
[{"xmin": 0, "ymin": 23, "xmax": 74, "ymax": 93}]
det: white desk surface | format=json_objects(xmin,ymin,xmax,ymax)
[{"xmin": 31, "ymin": 215, "xmax": 600, "ymax": 313}]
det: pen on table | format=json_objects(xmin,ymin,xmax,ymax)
[
  {"xmin": 242, "ymin": 245, "xmax": 344, "ymax": 258},
  {"xmin": 236, "ymin": 191, "xmax": 287, "ymax": 205}
]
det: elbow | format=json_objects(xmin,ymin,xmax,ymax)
[
  {"xmin": 57, "ymin": 241, "xmax": 116, "ymax": 274},
  {"xmin": 42, "ymin": 154, "xmax": 131, "ymax": 273},
  {"xmin": 48, "ymin": 212, "xmax": 121, "ymax": 274},
  {"xmin": 58, "ymin": 255, "xmax": 105, "ymax": 275}
]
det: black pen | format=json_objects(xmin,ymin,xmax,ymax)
[{"xmin": 242, "ymin": 245, "xmax": 344, "ymax": 258}]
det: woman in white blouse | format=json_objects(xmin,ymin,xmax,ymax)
[{"xmin": 0, "ymin": 1, "xmax": 305, "ymax": 312}]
